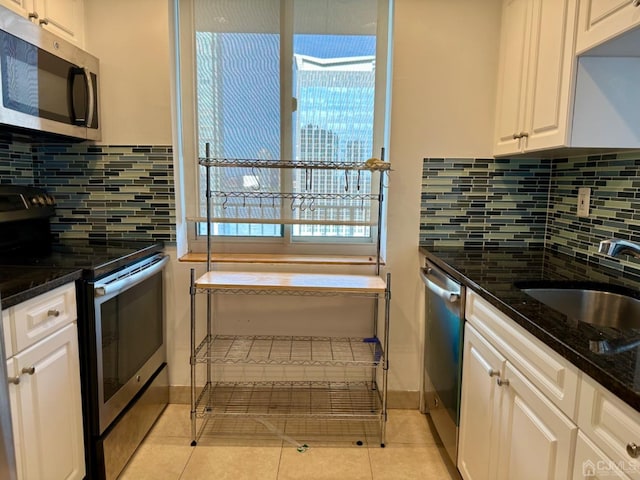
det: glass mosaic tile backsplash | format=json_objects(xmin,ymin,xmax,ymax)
[
  {"xmin": 421, "ymin": 153, "xmax": 640, "ymax": 274},
  {"xmin": 420, "ymin": 158, "xmax": 551, "ymax": 248},
  {"xmin": 1, "ymin": 135, "xmax": 175, "ymax": 242}
]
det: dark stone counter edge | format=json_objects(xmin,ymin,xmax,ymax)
[
  {"xmin": 1, "ymin": 269, "xmax": 83, "ymax": 309},
  {"xmin": 419, "ymin": 246, "xmax": 640, "ymax": 413}
]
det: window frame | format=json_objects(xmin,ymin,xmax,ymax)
[{"xmin": 175, "ymin": 0, "xmax": 392, "ymax": 256}]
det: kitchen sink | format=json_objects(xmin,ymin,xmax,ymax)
[{"xmin": 515, "ymin": 281, "xmax": 640, "ymax": 330}]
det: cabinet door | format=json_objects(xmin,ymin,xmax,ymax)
[
  {"xmin": 523, "ymin": 0, "xmax": 577, "ymax": 152},
  {"xmin": 496, "ymin": 362, "xmax": 577, "ymax": 480},
  {"xmin": 12, "ymin": 322, "xmax": 85, "ymax": 480},
  {"xmin": 0, "ymin": 0, "xmax": 33, "ymax": 18},
  {"xmin": 7, "ymin": 358, "xmax": 23, "ymax": 480},
  {"xmin": 576, "ymin": 0, "xmax": 640, "ymax": 54},
  {"xmin": 34, "ymin": 0, "xmax": 84, "ymax": 46},
  {"xmin": 493, "ymin": 0, "xmax": 532, "ymax": 156},
  {"xmin": 458, "ymin": 323, "xmax": 506, "ymax": 480}
]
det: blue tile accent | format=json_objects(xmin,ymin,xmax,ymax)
[{"xmin": 0, "ymin": 137, "xmax": 176, "ymax": 242}]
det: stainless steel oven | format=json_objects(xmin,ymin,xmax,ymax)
[
  {"xmin": 420, "ymin": 260, "xmax": 465, "ymax": 465},
  {"xmin": 80, "ymin": 252, "xmax": 169, "ymax": 480},
  {"xmin": 91, "ymin": 253, "xmax": 169, "ymax": 434}
]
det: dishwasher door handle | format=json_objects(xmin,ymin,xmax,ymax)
[{"xmin": 420, "ymin": 268, "xmax": 460, "ymax": 303}]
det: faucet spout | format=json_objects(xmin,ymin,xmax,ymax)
[
  {"xmin": 590, "ymin": 337, "xmax": 640, "ymax": 355},
  {"xmin": 598, "ymin": 239, "xmax": 640, "ymax": 259}
]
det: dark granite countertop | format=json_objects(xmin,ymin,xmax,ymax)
[
  {"xmin": 0, "ymin": 266, "xmax": 83, "ymax": 309},
  {"xmin": 419, "ymin": 246, "xmax": 640, "ymax": 413}
]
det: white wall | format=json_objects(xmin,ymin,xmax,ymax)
[
  {"xmin": 86, "ymin": 0, "xmax": 502, "ymax": 400},
  {"xmin": 385, "ymin": 0, "xmax": 501, "ymax": 395},
  {"xmin": 84, "ymin": 0, "xmax": 173, "ymax": 145}
]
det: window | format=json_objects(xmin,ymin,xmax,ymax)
[{"xmin": 175, "ymin": 0, "xmax": 392, "ymax": 254}]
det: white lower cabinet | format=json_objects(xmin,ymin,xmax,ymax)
[
  {"xmin": 496, "ymin": 361, "xmax": 577, "ymax": 479},
  {"xmin": 458, "ymin": 323, "xmax": 505, "ymax": 480},
  {"xmin": 4, "ymin": 283, "xmax": 85, "ymax": 480},
  {"xmin": 460, "ymin": 289, "xmax": 640, "ymax": 480},
  {"xmin": 458, "ymin": 322, "xmax": 577, "ymax": 480}
]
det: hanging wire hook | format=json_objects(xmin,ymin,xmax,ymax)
[
  {"xmin": 344, "ymin": 170, "xmax": 349, "ymax": 192},
  {"xmin": 308, "ymin": 196, "xmax": 316, "ymax": 212},
  {"xmin": 357, "ymin": 170, "xmax": 361, "ymax": 191},
  {"xmin": 383, "ymin": 170, "xmax": 390, "ymax": 188},
  {"xmin": 221, "ymin": 193, "xmax": 228, "ymax": 210}
]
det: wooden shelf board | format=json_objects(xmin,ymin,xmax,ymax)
[{"xmin": 194, "ymin": 270, "xmax": 387, "ymax": 293}]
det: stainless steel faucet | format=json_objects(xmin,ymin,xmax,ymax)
[{"xmin": 598, "ymin": 239, "xmax": 640, "ymax": 259}]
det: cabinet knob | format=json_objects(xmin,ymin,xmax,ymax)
[
  {"xmin": 633, "ymin": 0, "xmax": 640, "ymax": 7},
  {"xmin": 21, "ymin": 366, "xmax": 35, "ymax": 376},
  {"xmin": 627, "ymin": 442, "xmax": 640, "ymax": 458},
  {"xmin": 28, "ymin": 11, "xmax": 38, "ymax": 20},
  {"xmin": 513, "ymin": 133, "xmax": 521, "ymax": 140},
  {"xmin": 7, "ymin": 376, "xmax": 20, "ymax": 385},
  {"xmin": 488, "ymin": 368, "xmax": 500, "ymax": 377},
  {"xmin": 47, "ymin": 309, "xmax": 60, "ymax": 317},
  {"xmin": 519, "ymin": 132, "xmax": 529, "ymax": 138},
  {"xmin": 497, "ymin": 378, "xmax": 510, "ymax": 387},
  {"xmin": 39, "ymin": 18, "xmax": 49, "ymax": 26}
]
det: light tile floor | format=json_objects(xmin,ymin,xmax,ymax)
[{"xmin": 119, "ymin": 405, "xmax": 461, "ymax": 480}]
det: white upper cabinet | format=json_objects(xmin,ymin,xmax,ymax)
[
  {"xmin": 576, "ymin": 0, "xmax": 640, "ymax": 54},
  {"xmin": 0, "ymin": 0, "xmax": 85, "ymax": 47},
  {"xmin": 494, "ymin": 0, "xmax": 578, "ymax": 156}
]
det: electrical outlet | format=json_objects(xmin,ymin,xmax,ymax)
[{"xmin": 577, "ymin": 187, "xmax": 590, "ymax": 217}]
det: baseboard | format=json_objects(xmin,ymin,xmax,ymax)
[{"xmin": 169, "ymin": 386, "xmax": 419, "ymax": 409}]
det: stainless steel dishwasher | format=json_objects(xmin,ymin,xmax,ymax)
[{"xmin": 420, "ymin": 260, "xmax": 465, "ymax": 465}]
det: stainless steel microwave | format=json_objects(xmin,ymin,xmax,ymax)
[{"xmin": 0, "ymin": 6, "xmax": 100, "ymax": 141}]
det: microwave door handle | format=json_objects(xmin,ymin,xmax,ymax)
[
  {"xmin": 83, "ymin": 67, "xmax": 95, "ymax": 128},
  {"xmin": 69, "ymin": 67, "xmax": 93, "ymax": 126},
  {"xmin": 69, "ymin": 67, "xmax": 86, "ymax": 124}
]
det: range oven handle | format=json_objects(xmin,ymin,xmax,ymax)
[
  {"xmin": 95, "ymin": 255, "xmax": 169, "ymax": 298},
  {"xmin": 420, "ymin": 267, "xmax": 460, "ymax": 304}
]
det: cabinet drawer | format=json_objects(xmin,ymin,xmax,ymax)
[
  {"xmin": 8, "ymin": 283, "xmax": 77, "ymax": 354},
  {"xmin": 465, "ymin": 289, "xmax": 580, "ymax": 420},
  {"xmin": 574, "ymin": 431, "xmax": 632, "ymax": 479},
  {"xmin": 578, "ymin": 374, "xmax": 640, "ymax": 479}
]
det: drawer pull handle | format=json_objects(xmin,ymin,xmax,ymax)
[
  {"xmin": 47, "ymin": 309, "xmax": 60, "ymax": 317},
  {"xmin": 497, "ymin": 378, "xmax": 510, "ymax": 387},
  {"xmin": 627, "ymin": 442, "xmax": 640, "ymax": 458},
  {"xmin": 7, "ymin": 377, "xmax": 20, "ymax": 385},
  {"xmin": 21, "ymin": 366, "xmax": 35, "ymax": 375}
]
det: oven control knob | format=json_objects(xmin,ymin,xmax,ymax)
[
  {"xmin": 45, "ymin": 195, "xmax": 54, "ymax": 205},
  {"xmin": 36, "ymin": 196, "xmax": 46, "ymax": 206}
]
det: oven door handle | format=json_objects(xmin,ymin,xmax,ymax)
[
  {"xmin": 420, "ymin": 267, "xmax": 460, "ymax": 304},
  {"xmin": 95, "ymin": 255, "xmax": 169, "ymax": 297}
]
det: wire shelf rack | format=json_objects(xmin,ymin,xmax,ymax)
[
  {"xmin": 198, "ymin": 158, "xmax": 391, "ymax": 171},
  {"xmin": 194, "ymin": 335, "xmax": 384, "ymax": 367},
  {"xmin": 194, "ymin": 381, "xmax": 383, "ymax": 419}
]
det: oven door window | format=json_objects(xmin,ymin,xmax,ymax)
[{"xmin": 99, "ymin": 272, "xmax": 163, "ymax": 403}]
